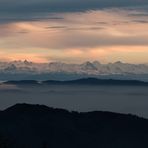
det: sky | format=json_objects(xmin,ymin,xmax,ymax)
[{"xmin": 0, "ymin": 0, "xmax": 148, "ymax": 63}]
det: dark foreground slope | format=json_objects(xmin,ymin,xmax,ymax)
[{"xmin": 0, "ymin": 104, "xmax": 148, "ymax": 148}]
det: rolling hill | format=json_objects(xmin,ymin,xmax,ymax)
[{"xmin": 0, "ymin": 103, "xmax": 148, "ymax": 148}]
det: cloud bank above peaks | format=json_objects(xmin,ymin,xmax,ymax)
[{"xmin": 0, "ymin": 1, "xmax": 148, "ymax": 64}]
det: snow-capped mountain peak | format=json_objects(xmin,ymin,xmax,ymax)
[{"xmin": 0, "ymin": 60, "xmax": 148, "ymax": 75}]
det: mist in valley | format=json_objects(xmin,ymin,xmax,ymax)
[{"xmin": 0, "ymin": 84, "xmax": 148, "ymax": 118}]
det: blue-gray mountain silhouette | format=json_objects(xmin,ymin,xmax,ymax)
[{"xmin": 4, "ymin": 78, "xmax": 148, "ymax": 86}]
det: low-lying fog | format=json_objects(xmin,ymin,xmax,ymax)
[{"xmin": 0, "ymin": 84, "xmax": 148, "ymax": 118}]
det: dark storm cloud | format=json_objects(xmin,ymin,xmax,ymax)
[
  {"xmin": 0, "ymin": 0, "xmax": 148, "ymax": 13},
  {"xmin": 0, "ymin": 0, "xmax": 147, "ymax": 24}
]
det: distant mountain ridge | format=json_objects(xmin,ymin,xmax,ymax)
[
  {"xmin": 0, "ymin": 60, "xmax": 148, "ymax": 75},
  {"xmin": 0, "ymin": 103, "xmax": 148, "ymax": 148},
  {"xmin": 0, "ymin": 60, "xmax": 148, "ymax": 81},
  {"xmin": 3, "ymin": 78, "xmax": 148, "ymax": 86}
]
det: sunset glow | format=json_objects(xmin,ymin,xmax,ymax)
[{"xmin": 0, "ymin": 1, "xmax": 148, "ymax": 64}]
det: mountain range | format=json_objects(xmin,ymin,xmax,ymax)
[
  {"xmin": 3, "ymin": 78, "xmax": 148, "ymax": 86},
  {"xmin": 1, "ymin": 60, "xmax": 148, "ymax": 74},
  {"xmin": 0, "ymin": 103, "xmax": 148, "ymax": 148},
  {"xmin": 0, "ymin": 60, "xmax": 148, "ymax": 81}
]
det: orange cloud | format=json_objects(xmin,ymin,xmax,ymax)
[{"xmin": 0, "ymin": 9, "xmax": 148, "ymax": 63}]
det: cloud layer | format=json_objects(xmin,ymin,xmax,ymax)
[
  {"xmin": 0, "ymin": 0, "xmax": 148, "ymax": 24},
  {"xmin": 0, "ymin": 1, "xmax": 148, "ymax": 63},
  {"xmin": 1, "ymin": 0, "xmax": 148, "ymax": 13}
]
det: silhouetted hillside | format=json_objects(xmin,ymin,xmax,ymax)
[
  {"xmin": 3, "ymin": 78, "xmax": 148, "ymax": 86},
  {"xmin": 0, "ymin": 104, "xmax": 148, "ymax": 148}
]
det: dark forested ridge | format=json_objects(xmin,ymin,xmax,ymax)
[
  {"xmin": 0, "ymin": 104, "xmax": 148, "ymax": 148},
  {"xmin": 3, "ymin": 78, "xmax": 148, "ymax": 86}
]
